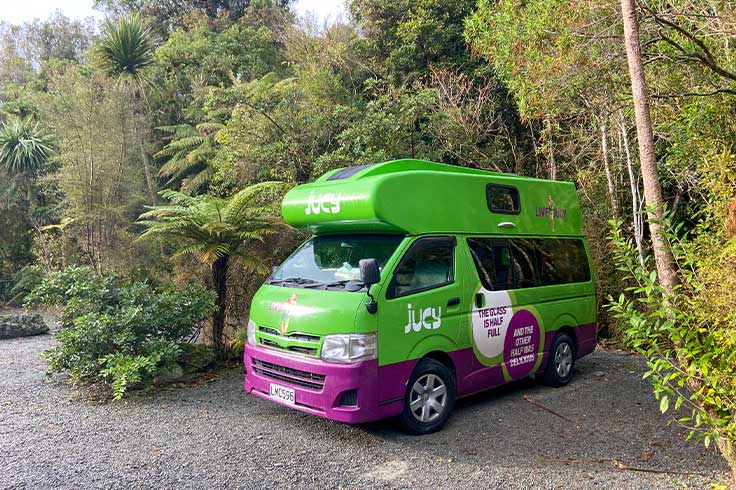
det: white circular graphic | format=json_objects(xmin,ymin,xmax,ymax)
[{"xmin": 471, "ymin": 289, "xmax": 513, "ymax": 359}]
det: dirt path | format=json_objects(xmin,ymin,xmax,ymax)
[{"xmin": 0, "ymin": 333, "xmax": 728, "ymax": 489}]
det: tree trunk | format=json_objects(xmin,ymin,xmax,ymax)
[
  {"xmin": 131, "ymin": 90, "xmax": 158, "ymax": 206},
  {"xmin": 716, "ymin": 437, "xmax": 736, "ymax": 487},
  {"xmin": 600, "ymin": 123, "xmax": 620, "ymax": 222},
  {"xmin": 620, "ymin": 0, "xmax": 679, "ymax": 294},
  {"xmin": 140, "ymin": 127, "xmax": 158, "ymax": 205},
  {"xmin": 211, "ymin": 255, "xmax": 230, "ymax": 354},
  {"xmin": 619, "ymin": 117, "xmax": 645, "ymax": 267},
  {"xmin": 545, "ymin": 118, "xmax": 557, "ymax": 180}
]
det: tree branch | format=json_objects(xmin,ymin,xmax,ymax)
[
  {"xmin": 641, "ymin": 3, "xmax": 736, "ymax": 82},
  {"xmin": 651, "ymin": 88, "xmax": 736, "ymax": 99}
]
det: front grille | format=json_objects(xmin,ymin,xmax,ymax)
[
  {"xmin": 260, "ymin": 338, "xmax": 318, "ymax": 356},
  {"xmin": 253, "ymin": 359, "xmax": 326, "ymax": 391},
  {"xmin": 285, "ymin": 345, "xmax": 318, "ymax": 355},
  {"xmin": 259, "ymin": 326, "xmax": 320, "ymax": 343},
  {"xmin": 257, "ymin": 325, "xmax": 320, "ymax": 357}
]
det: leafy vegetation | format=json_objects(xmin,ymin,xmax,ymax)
[
  {"xmin": 27, "ymin": 266, "xmax": 215, "ymax": 398},
  {"xmin": 0, "ymin": 0, "xmax": 734, "ymax": 479},
  {"xmin": 95, "ymin": 13, "xmax": 154, "ymax": 86},
  {"xmin": 608, "ymin": 206, "xmax": 736, "ymax": 474},
  {"xmin": 0, "ymin": 118, "xmax": 53, "ymax": 176},
  {"xmin": 137, "ymin": 182, "xmax": 284, "ymax": 352}
]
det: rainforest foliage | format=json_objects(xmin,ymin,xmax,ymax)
[{"xmin": 0, "ymin": 0, "xmax": 734, "ymax": 478}]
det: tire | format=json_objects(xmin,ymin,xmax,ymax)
[
  {"xmin": 398, "ymin": 358, "xmax": 456, "ymax": 435},
  {"xmin": 541, "ymin": 332, "xmax": 576, "ymax": 387}
]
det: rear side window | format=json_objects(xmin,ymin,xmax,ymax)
[
  {"xmin": 536, "ymin": 239, "xmax": 590, "ymax": 285},
  {"xmin": 486, "ymin": 184, "xmax": 520, "ymax": 214},
  {"xmin": 467, "ymin": 238, "xmax": 515, "ymax": 290},
  {"xmin": 387, "ymin": 237, "xmax": 455, "ymax": 298},
  {"xmin": 467, "ymin": 237, "xmax": 590, "ymax": 290}
]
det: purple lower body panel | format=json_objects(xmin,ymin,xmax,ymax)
[
  {"xmin": 244, "ymin": 323, "xmax": 597, "ymax": 424},
  {"xmin": 538, "ymin": 323, "xmax": 598, "ymax": 375},
  {"xmin": 575, "ymin": 323, "xmax": 598, "ymax": 357}
]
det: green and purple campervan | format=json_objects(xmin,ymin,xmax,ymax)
[{"xmin": 244, "ymin": 159, "xmax": 596, "ymax": 434}]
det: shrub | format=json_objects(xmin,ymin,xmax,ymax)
[
  {"xmin": 27, "ymin": 266, "xmax": 215, "ymax": 399},
  {"xmin": 607, "ymin": 217, "xmax": 736, "ymax": 481}
]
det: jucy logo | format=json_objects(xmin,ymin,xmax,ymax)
[
  {"xmin": 304, "ymin": 191, "xmax": 342, "ymax": 215},
  {"xmin": 404, "ymin": 304, "xmax": 442, "ymax": 333},
  {"xmin": 268, "ymin": 293, "xmax": 299, "ymax": 333}
]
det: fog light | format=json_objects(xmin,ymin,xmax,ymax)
[{"xmin": 339, "ymin": 389, "xmax": 358, "ymax": 407}]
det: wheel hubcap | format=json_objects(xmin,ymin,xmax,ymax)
[
  {"xmin": 409, "ymin": 374, "xmax": 447, "ymax": 423},
  {"xmin": 554, "ymin": 342, "xmax": 573, "ymax": 378}
]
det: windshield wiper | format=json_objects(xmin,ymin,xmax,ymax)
[
  {"xmin": 267, "ymin": 277, "xmax": 318, "ymax": 286},
  {"xmin": 322, "ymin": 280, "xmax": 353, "ymax": 288},
  {"xmin": 304, "ymin": 280, "xmax": 365, "ymax": 291}
]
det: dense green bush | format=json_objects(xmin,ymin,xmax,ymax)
[
  {"xmin": 27, "ymin": 266, "xmax": 215, "ymax": 399},
  {"xmin": 607, "ymin": 215, "xmax": 736, "ymax": 479}
]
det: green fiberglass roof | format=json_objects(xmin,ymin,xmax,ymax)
[{"xmin": 281, "ymin": 159, "xmax": 583, "ymax": 236}]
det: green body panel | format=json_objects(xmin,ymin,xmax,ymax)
[
  {"xmin": 251, "ymin": 160, "xmax": 596, "ymax": 378},
  {"xmin": 249, "ymin": 285, "xmax": 369, "ymax": 357},
  {"xmin": 282, "ymin": 159, "xmax": 583, "ymax": 236}
]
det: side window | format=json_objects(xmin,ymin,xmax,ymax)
[
  {"xmin": 510, "ymin": 239, "xmax": 539, "ymax": 288},
  {"xmin": 486, "ymin": 184, "xmax": 520, "ymax": 214},
  {"xmin": 387, "ymin": 237, "xmax": 455, "ymax": 298},
  {"xmin": 537, "ymin": 239, "xmax": 590, "ymax": 286},
  {"xmin": 467, "ymin": 238, "xmax": 514, "ymax": 290},
  {"xmin": 468, "ymin": 237, "xmax": 590, "ymax": 290}
]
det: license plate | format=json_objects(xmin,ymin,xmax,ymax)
[{"xmin": 269, "ymin": 383, "xmax": 295, "ymax": 405}]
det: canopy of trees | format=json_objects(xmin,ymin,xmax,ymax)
[{"xmin": 0, "ymin": 0, "xmax": 734, "ymax": 482}]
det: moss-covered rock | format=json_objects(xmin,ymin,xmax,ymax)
[{"xmin": 0, "ymin": 313, "xmax": 49, "ymax": 339}]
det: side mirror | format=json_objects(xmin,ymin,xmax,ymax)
[
  {"xmin": 359, "ymin": 259, "xmax": 380, "ymax": 314},
  {"xmin": 359, "ymin": 258, "xmax": 380, "ymax": 286}
]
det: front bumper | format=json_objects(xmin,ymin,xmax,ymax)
[{"xmin": 244, "ymin": 342, "xmax": 396, "ymax": 424}]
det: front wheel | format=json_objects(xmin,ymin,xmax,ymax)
[
  {"xmin": 398, "ymin": 358, "xmax": 456, "ymax": 435},
  {"xmin": 541, "ymin": 332, "xmax": 576, "ymax": 387}
]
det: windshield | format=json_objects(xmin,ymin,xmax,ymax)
[{"xmin": 268, "ymin": 234, "xmax": 404, "ymax": 290}]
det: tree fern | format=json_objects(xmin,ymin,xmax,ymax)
[{"xmin": 137, "ymin": 182, "xmax": 285, "ymax": 351}]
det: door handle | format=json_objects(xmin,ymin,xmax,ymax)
[
  {"xmin": 474, "ymin": 293, "xmax": 485, "ymax": 308},
  {"xmin": 447, "ymin": 297, "xmax": 460, "ymax": 307}
]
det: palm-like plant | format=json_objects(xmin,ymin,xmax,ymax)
[
  {"xmin": 96, "ymin": 13, "xmax": 158, "ymax": 204},
  {"xmin": 138, "ymin": 182, "xmax": 285, "ymax": 351},
  {"xmin": 95, "ymin": 13, "xmax": 154, "ymax": 87},
  {"xmin": 0, "ymin": 118, "xmax": 53, "ymax": 176},
  {"xmin": 156, "ymin": 121, "xmax": 223, "ymax": 194}
]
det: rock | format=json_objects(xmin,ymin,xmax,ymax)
[
  {"xmin": 155, "ymin": 363, "xmax": 184, "ymax": 383},
  {"xmin": 0, "ymin": 313, "xmax": 49, "ymax": 340}
]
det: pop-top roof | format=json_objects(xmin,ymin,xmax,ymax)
[{"xmin": 281, "ymin": 159, "xmax": 583, "ymax": 236}]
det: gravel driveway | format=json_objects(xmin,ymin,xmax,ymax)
[{"xmin": 0, "ymin": 333, "xmax": 728, "ymax": 489}]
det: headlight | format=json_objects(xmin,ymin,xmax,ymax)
[
  {"xmin": 320, "ymin": 333, "xmax": 377, "ymax": 363},
  {"xmin": 246, "ymin": 318, "xmax": 257, "ymax": 346}
]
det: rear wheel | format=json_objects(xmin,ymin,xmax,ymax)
[
  {"xmin": 541, "ymin": 332, "xmax": 576, "ymax": 387},
  {"xmin": 398, "ymin": 358, "xmax": 456, "ymax": 435}
]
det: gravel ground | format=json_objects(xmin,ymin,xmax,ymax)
[{"xmin": 0, "ymin": 332, "xmax": 728, "ymax": 490}]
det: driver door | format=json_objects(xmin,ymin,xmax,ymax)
[{"xmin": 379, "ymin": 236, "xmax": 463, "ymax": 364}]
